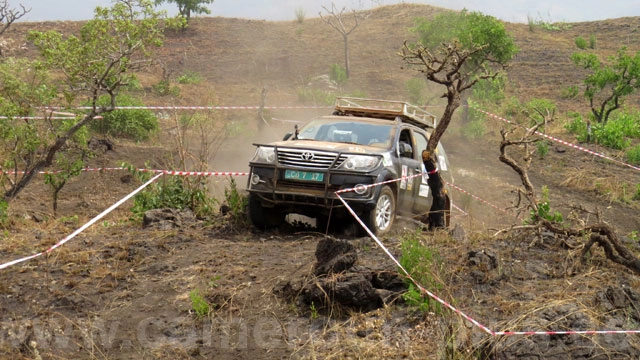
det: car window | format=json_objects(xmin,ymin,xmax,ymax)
[
  {"xmin": 298, "ymin": 119, "xmax": 393, "ymax": 147},
  {"xmin": 398, "ymin": 128, "xmax": 414, "ymax": 158},
  {"xmin": 414, "ymin": 131, "xmax": 428, "ymax": 161}
]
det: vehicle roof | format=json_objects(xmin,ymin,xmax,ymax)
[
  {"xmin": 334, "ymin": 97, "xmax": 437, "ymax": 129},
  {"xmin": 316, "ymin": 115, "xmax": 430, "ymax": 133}
]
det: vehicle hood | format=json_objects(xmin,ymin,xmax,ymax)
[{"xmin": 266, "ymin": 140, "xmax": 387, "ymax": 155}]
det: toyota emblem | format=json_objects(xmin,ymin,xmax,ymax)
[{"xmin": 301, "ymin": 151, "xmax": 314, "ymax": 161}]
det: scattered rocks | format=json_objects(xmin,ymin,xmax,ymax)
[
  {"xmin": 299, "ymin": 237, "xmax": 407, "ymax": 313},
  {"xmin": 142, "ymin": 208, "xmax": 196, "ymax": 230},
  {"xmin": 87, "ymin": 137, "xmax": 115, "ymax": 152}
]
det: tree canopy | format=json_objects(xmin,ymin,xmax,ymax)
[
  {"xmin": 400, "ymin": 10, "xmax": 518, "ymax": 228},
  {"xmin": 571, "ymin": 47, "xmax": 640, "ymax": 124},
  {"xmin": 155, "ymin": 0, "xmax": 213, "ymax": 22},
  {"xmin": 0, "ymin": 0, "xmax": 172, "ymax": 201}
]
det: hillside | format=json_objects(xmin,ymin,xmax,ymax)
[{"xmin": 1, "ymin": 4, "xmax": 640, "ymax": 359}]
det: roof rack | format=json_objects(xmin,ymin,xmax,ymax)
[{"xmin": 334, "ymin": 97, "xmax": 437, "ymax": 129}]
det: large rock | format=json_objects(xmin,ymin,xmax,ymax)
[
  {"xmin": 304, "ymin": 272, "xmax": 383, "ymax": 312},
  {"xmin": 142, "ymin": 208, "xmax": 196, "ymax": 230},
  {"xmin": 299, "ymin": 237, "xmax": 407, "ymax": 313},
  {"xmin": 314, "ymin": 237, "xmax": 357, "ymax": 275}
]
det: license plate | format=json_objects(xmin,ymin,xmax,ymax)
[{"xmin": 284, "ymin": 169, "xmax": 324, "ymax": 182}]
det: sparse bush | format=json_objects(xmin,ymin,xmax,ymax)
[
  {"xmin": 329, "ymin": 63, "xmax": 348, "ymax": 87},
  {"xmin": 463, "ymin": 103, "xmax": 487, "ymax": 139},
  {"xmin": 399, "ymin": 230, "xmax": 443, "ymax": 314},
  {"xmin": 561, "ymin": 85, "xmax": 579, "ymax": 99},
  {"xmin": 592, "ymin": 117, "xmax": 632, "ymax": 150},
  {"xmin": 589, "ymin": 34, "xmax": 597, "ymax": 49},
  {"xmin": 626, "ymin": 144, "xmax": 640, "ymax": 165},
  {"xmin": 127, "ymin": 165, "xmax": 217, "ymax": 220},
  {"xmin": 564, "ymin": 112, "xmax": 589, "ymax": 142},
  {"xmin": 189, "ymin": 289, "xmax": 210, "ymax": 319},
  {"xmin": 527, "ymin": 185, "xmax": 563, "ymax": 224},
  {"xmin": 634, "ymin": 184, "xmax": 640, "ymax": 200},
  {"xmin": 503, "ymin": 96, "xmax": 522, "ymax": 117},
  {"xmin": 90, "ymin": 94, "xmax": 158, "ymax": 141},
  {"xmin": 0, "ymin": 199, "xmax": 9, "ymax": 228},
  {"xmin": 294, "ymin": 7, "xmax": 305, "ymax": 23},
  {"xmin": 223, "ymin": 177, "xmax": 248, "ymax": 227},
  {"xmin": 471, "ymin": 73, "xmax": 506, "ymax": 104},
  {"xmin": 536, "ymin": 140, "xmax": 549, "ymax": 159},
  {"xmin": 527, "ymin": 14, "xmax": 535, "ymax": 32},
  {"xmin": 575, "ymin": 36, "xmax": 588, "ymax": 49},
  {"xmin": 177, "ymin": 70, "xmax": 203, "ymax": 84},
  {"xmin": 152, "ymin": 79, "xmax": 180, "ymax": 97}
]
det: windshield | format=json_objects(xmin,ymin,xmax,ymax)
[{"xmin": 297, "ymin": 119, "xmax": 394, "ymax": 148}]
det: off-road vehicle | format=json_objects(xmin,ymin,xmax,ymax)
[{"xmin": 247, "ymin": 97, "xmax": 451, "ymax": 235}]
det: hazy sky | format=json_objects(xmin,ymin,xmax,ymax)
[{"xmin": 14, "ymin": 0, "xmax": 640, "ymax": 23}]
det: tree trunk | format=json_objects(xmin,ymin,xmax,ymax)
[
  {"xmin": 423, "ymin": 88, "xmax": 460, "ymax": 229},
  {"xmin": 343, "ymin": 34, "xmax": 350, "ymax": 78}
]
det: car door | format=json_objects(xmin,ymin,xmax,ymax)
[
  {"xmin": 396, "ymin": 128, "xmax": 423, "ymax": 216},
  {"xmin": 411, "ymin": 130, "xmax": 434, "ymax": 215}
]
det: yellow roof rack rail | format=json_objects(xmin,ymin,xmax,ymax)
[{"xmin": 334, "ymin": 97, "xmax": 437, "ymax": 129}]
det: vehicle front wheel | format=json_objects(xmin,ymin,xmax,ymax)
[
  {"xmin": 248, "ymin": 194, "xmax": 285, "ymax": 229},
  {"xmin": 364, "ymin": 185, "xmax": 396, "ymax": 236}
]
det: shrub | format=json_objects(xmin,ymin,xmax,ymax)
[
  {"xmin": 561, "ymin": 85, "xmax": 579, "ymax": 99},
  {"xmin": 472, "ymin": 73, "xmax": 506, "ymax": 104},
  {"xmin": 177, "ymin": 70, "xmax": 203, "ymax": 84},
  {"xmin": 294, "ymin": 7, "xmax": 305, "ymax": 23},
  {"xmin": 223, "ymin": 177, "xmax": 249, "ymax": 227},
  {"xmin": 128, "ymin": 165, "xmax": 217, "ymax": 220},
  {"xmin": 399, "ymin": 230, "xmax": 443, "ymax": 314},
  {"xmin": 564, "ymin": 112, "xmax": 589, "ymax": 142},
  {"xmin": 0, "ymin": 199, "xmax": 8, "ymax": 228},
  {"xmin": 592, "ymin": 118, "xmax": 632, "ymax": 150},
  {"xmin": 575, "ymin": 36, "xmax": 588, "ymax": 49},
  {"xmin": 626, "ymin": 144, "xmax": 640, "ymax": 165},
  {"xmin": 329, "ymin": 63, "xmax": 348, "ymax": 86},
  {"xmin": 527, "ymin": 185, "xmax": 563, "ymax": 224},
  {"xmin": 536, "ymin": 140, "xmax": 549, "ymax": 159},
  {"xmin": 152, "ymin": 79, "xmax": 180, "ymax": 97},
  {"xmin": 589, "ymin": 34, "xmax": 597, "ymax": 49},
  {"xmin": 462, "ymin": 103, "xmax": 487, "ymax": 139},
  {"xmin": 90, "ymin": 94, "xmax": 158, "ymax": 141},
  {"xmin": 189, "ymin": 289, "xmax": 210, "ymax": 319}
]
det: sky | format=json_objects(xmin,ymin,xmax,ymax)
[{"xmin": 13, "ymin": 0, "xmax": 640, "ymax": 24}]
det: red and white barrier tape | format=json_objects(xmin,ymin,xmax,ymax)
[
  {"xmin": 447, "ymin": 182, "xmax": 514, "ymax": 218},
  {"xmin": 338, "ymin": 179, "xmax": 640, "ymax": 336},
  {"xmin": 0, "ymin": 173, "xmax": 164, "ymax": 270},
  {"xmin": 473, "ymin": 108, "xmax": 640, "ymax": 172},
  {"xmin": 336, "ymin": 191, "xmax": 495, "ymax": 335},
  {"xmin": 1, "ymin": 167, "xmax": 249, "ymax": 177}
]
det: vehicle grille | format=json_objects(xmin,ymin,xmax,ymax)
[{"xmin": 277, "ymin": 148, "xmax": 348, "ymax": 169}]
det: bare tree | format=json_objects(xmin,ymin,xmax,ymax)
[
  {"xmin": 399, "ymin": 11, "xmax": 518, "ymax": 228},
  {"xmin": 319, "ymin": 3, "xmax": 360, "ymax": 78},
  {"xmin": 400, "ymin": 41, "xmax": 498, "ymax": 227},
  {"xmin": 498, "ymin": 121, "xmax": 640, "ymax": 275},
  {"xmin": 0, "ymin": 0, "xmax": 30, "ymax": 56}
]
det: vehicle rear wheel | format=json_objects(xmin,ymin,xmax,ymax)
[
  {"xmin": 248, "ymin": 194, "xmax": 285, "ymax": 229},
  {"xmin": 365, "ymin": 185, "xmax": 396, "ymax": 236}
]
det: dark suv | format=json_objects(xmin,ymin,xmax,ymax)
[{"xmin": 247, "ymin": 97, "xmax": 451, "ymax": 235}]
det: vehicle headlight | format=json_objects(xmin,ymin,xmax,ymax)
[
  {"xmin": 251, "ymin": 146, "xmax": 276, "ymax": 164},
  {"xmin": 339, "ymin": 155, "xmax": 380, "ymax": 171}
]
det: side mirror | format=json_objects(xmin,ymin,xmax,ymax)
[
  {"xmin": 399, "ymin": 141, "xmax": 413, "ymax": 158},
  {"xmin": 282, "ymin": 133, "xmax": 292, "ymax": 141}
]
